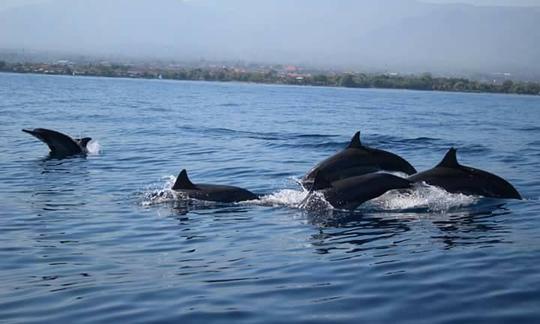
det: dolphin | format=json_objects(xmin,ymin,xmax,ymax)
[
  {"xmin": 306, "ymin": 171, "xmax": 413, "ymax": 210},
  {"xmin": 408, "ymin": 148, "xmax": 521, "ymax": 199},
  {"xmin": 22, "ymin": 128, "xmax": 91, "ymax": 157},
  {"xmin": 302, "ymin": 131, "xmax": 416, "ymax": 188},
  {"xmin": 172, "ymin": 169, "xmax": 259, "ymax": 203}
]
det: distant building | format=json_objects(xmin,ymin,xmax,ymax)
[{"xmin": 285, "ymin": 65, "xmax": 298, "ymax": 72}]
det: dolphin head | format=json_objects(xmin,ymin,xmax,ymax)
[
  {"xmin": 310, "ymin": 171, "xmax": 333, "ymax": 191},
  {"xmin": 22, "ymin": 128, "xmax": 47, "ymax": 142}
]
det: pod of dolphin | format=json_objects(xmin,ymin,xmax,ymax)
[{"xmin": 22, "ymin": 128, "xmax": 522, "ymax": 211}]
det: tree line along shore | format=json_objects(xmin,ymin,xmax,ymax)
[{"xmin": 1, "ymin": 60, "xmax": 539, "ymax": 96}]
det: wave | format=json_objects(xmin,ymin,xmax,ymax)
[
  {"xmin": 218, "ymin": 102, "xmax": 241, "ymax": 107},
  {"xmin": 513, "ymin": 125, "xmax": 540, "ymax": 132}
]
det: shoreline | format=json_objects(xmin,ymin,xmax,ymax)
[{"xmin": 1, "ymin": 62, "xmax": 539, "ymax": 96}]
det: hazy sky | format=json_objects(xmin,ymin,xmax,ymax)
[
  {"xmin": 1, "ymin": 0, "xmax": 540, "ymax": 11},
  {"xmin": 1, "ymin": 0, "xmax": 539, "ymax": 75},
  {"xmin": 423, "ymin": 0, "xmax": 540, "ymax": 5},
  {"xmin": 0, "ymin": 0, "xmax": 43, "ymax": 10},
  {"xmin": 422, "ymin": 0, "xmax": 540, "ymax": 6}
]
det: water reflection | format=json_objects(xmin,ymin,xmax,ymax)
[
  {"xmin": 169, "ymin": 200, "xmax": 253, "ymax": 217},
  {"xmin": 157, "ymin": 192, "xmax": 513, "ymax": 255},
  {"xmin": 35, "ymin": 155, "xmax": 88, "ymax": 173},
  {"xmin": 41, "ymin": 152, "xmax": 88, "ymax": 161},
  {"xmin": 305, "ymin": 210, "xmax": 411, "ymax": 255},
  {"xmin": 304, "ymin": 198, "xmax": 510, "ymax": 254},
  {"xmin": 27, "ymin": 157, "xmax": 90, "ymax": 213},
  {"xmin": 430, "ymin": 201, "xmax": 511, "ymax": 249}
]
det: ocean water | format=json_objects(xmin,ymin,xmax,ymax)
[{"xmin": 1, "ymin": 72, "xmax": 539, "ymax": 323}]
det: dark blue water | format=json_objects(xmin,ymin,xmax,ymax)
[{"xmin": 1, "ymin": 72, "xmax": 540, "ymax": 323}]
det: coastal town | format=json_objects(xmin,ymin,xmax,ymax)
[{"xmin": 1, "ymin": 58, "xmax": 539, "ymax": 96}]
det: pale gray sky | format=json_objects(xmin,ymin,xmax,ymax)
[
  {"xmin": 1, "ymin": 0, "xmax": 539, "ymax": 11},
  {"xmin": 0, "ymin": 0, "xmax": 46, "ymax": 11},
  {"xmin": 1, "ymin": 0, "xmax": 539, "ymax": 75},
  {"xmin": 423, "ymin": 0, "xmax": 540, "ymax": 5}
]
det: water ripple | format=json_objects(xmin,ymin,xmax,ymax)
[{"xmin": 1, "ymin": 73, "xmax": 539, "ymax": 323}]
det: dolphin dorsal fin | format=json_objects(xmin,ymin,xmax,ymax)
[
  {"xmin": 437, "ymin": 148, "xmax": 460, "ymax": 168},
  {"xmin": 310, "ymin": 171, "xmax": 333, "ymax": 191},
  {"xmin": 347, "ymin": 131, "xmax": 362, "ymax": 149},
  {"xmin": 172, "ymin": 169, "xmax": 198, "ymax": 190}
]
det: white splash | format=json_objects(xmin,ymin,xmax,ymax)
[
  {"xmin": 252, "ymin": 182, "xmax": 478, "ymax": 213},
  {"xmin": 256, "ymin": 189, "xmax": 309, "ymax": 207},
  {"xmin": 298, "ymin": 190, "xmax": 334, "ymax": 211},
  {"xmin": 366, "ymin": 183, "xmax": 478, "ymax": 212},
  {"xmin": 86, "ymin": 140, "xmax": 102, "ymax": 155},
  {"xmin": 140, "ymin": 175, "xmax": 178, "ymax": 206},
  {"xmin": 140, "ymin": 175, "xmax": 479, "ymax": 213}
]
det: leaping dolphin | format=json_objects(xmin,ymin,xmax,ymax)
[
  {"xmin": 302, "ymin": 131, "xmax": 416, "ymax": 188},
  {"xmin": 305, "ymin": 171, "xmax": 413, "ymax": 210},
  {"xmin": 172, "ymin": 169, "xmax": 259, "ymax": 203},
  {"xmin": 22, "ymin": 128, "xmax": 92, "ymax": 157},
  {"xmin": 408, "ymin": 148, "xmax": 521, "ymax": 199}
]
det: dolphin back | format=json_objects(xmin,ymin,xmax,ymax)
[
  {"xmin": 303, "ymin": 131, "xmax": 417, "ymax": 187},
  {"xmin": 459, "ymin": 166, "xmax": 522, "ymax": 199},
  {"xmin": 367, "ymin": 146, "xmax": 417, "ymax": 175},
  {"xmin": 321, "ymin": 172, "xmax": 412, "ymax": 210},
  {"xmin": 409, "ymin": 148, "xmax": 522, "ymax": 199},
  {"xmin": 172, "ymin": 169, "xmax": 259, "ymax": 202}
]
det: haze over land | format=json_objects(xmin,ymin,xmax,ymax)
[{"xmin": 1, "ymin": 0, "xmax": 539, "ymax": 77}]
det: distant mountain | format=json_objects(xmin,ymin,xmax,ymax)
[{"xmin": 0, "ymin": 0, "xmax": 538, "ymax": 75}]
